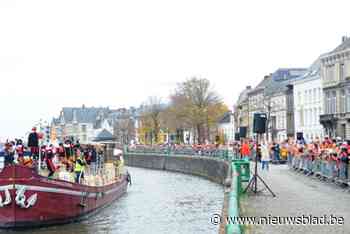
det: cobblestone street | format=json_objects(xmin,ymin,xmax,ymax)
[{"xmin": 243, "ymin": 163, "xmax": 350, "ymax": 234}]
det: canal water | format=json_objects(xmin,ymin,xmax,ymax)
[{"xmin": 2, "ymin": 167, "xmax": 223, "ymax": 234}]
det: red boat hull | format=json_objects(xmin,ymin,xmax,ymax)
[{"xmin": 0, "ymin": 165, "xmax": 128, "ymax": 228}]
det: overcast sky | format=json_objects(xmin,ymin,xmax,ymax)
[{"xmin": 0, "ymin": 0, "xmax": 348, "ymax": 139}]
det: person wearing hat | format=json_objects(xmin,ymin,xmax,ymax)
[
  {"xmin": 28, "ymin": 127, "xmax": 39, "ymax": 160},
  {"xmin": 15, "ymin": 139, "xmax": 25, "ymax": 165},
  {"xmin": 4, "ymin": 142, "xmax": 15, "ymax": 166}
]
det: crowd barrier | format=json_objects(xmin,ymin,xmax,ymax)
[{"xmin": 290, "ymin": 154, "xmax": 350, "ymax": 184}]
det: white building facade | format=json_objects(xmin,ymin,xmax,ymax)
[
  {"xmin": 270, "ymin": 93, "xmax": 288, "ymax": 142},
  {"xmin": 319, "ymin": 37, "xmax": 350, "ymax": 139},
  {"xmin": 293, "ymin": 59, "xmax": 324, "ymax": 142},
  {"xmin": 218, "ymin": 111, "xmax": 235, "ymax": 143}
]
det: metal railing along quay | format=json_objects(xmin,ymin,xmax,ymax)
[
  {"xmin": 290, "ymin": 154, "xmax": 350, "ymax": 185},
  {"xmin": 124, "ymin": 145, "xmax": 233, "ymax": 161},
  {"xmin": 225, "ymin": 158, "xmax": 250, "ymax": 234}
]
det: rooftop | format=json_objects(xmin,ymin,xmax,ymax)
[
  {"xmin": 271, "ymin": 68, "xmax": 307, "ymax": 82},
  {"xmin": 331, "ymin": 36, "xmax": 350, "ymax": 53}
]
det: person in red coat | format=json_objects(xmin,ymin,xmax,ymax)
[
  {"xmin": 241, "ymin": 140, "xmax": 251, "ymax": 160},
  {"xmin": 45, "ymin": 146, "xmax": 58, "ymax": 178}
]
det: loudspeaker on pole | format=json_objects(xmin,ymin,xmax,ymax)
[
  {"xmin": 253, "ymin": 113, "xmax": 267, "ymax": 134},
  {"xmin": 239, "ymin": 127, "xmax": 247, "ymax": 138}
]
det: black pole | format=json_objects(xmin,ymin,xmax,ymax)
[
  {"xmin": 244, "ymin": 132, "xmax": 276, "ymax": 197},
  {"xmin": 254, "ymin": 134, "xmax": 258, "ymax": 193}
]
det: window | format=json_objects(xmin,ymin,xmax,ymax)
[
  {"xmin": 298, "ymin": 91, "xmax": 301, "ymax": 105},
  {"xmin": 347, "ymin": 88, "xmax": 350, "ymax": 112},
  {"xmin": 309, "ymin": 90, "xmax": 312, "ymax": 103},
  {"xmin": 313, "ymin": 88, "xmax": 316, "ymax": 102},
  {"xmin": 81, "ymin": 125, "xmax": 87, "ymax": 132},
  {"xmin": 305, "ymin": 109, "xmax": 308, "ymax": 125},
  {"xmin": 310, "ymin": 109, "xmax": 313, "ymax": 125},
  {"xmin": 327, "ymin": 65, "xmax": 335, "ymax": 81},
  {"xmin": 319, "ymin": 107, "xmax": 322, "ymax": 118},
  {"xmin": 314, "ymin": 108, "xmax": 317, "ymax": 125},
  {"xmin": 299, "ymin": 110, "xmax": 304, "ymax": 127},
  {"xmin": 325, "ymin": 91, "xmax": 330, "ymax": 114},
  {"xmin": 331, "ymin": 91, "xmax": 337, "ymax": 113},
  {"xmin": 340, "ymin": 63, "xmax": 345, "ymax": 80},
  {"xmin": 340, "ymin": 89, "xmax": 346, "ymax": 113},
  {"xmin": 318, "ymin": 88, "xmax": 322, "ymax": 102},
  {"xmin": 304, "ymin": 90, "xmax": 308, "ymax": 104}
]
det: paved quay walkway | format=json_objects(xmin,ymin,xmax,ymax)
[{"xmin": 243, "ymin": 163, "xmax": 350, "ymax": 234}]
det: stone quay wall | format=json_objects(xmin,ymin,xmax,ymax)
[{"xmin": 123, "ymin": 153, "xmax": 230, "ymax": 185}]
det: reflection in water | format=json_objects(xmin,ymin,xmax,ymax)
[{"xmin": 1, "ymin": 167, "xmax": 223, "ymax": 234}]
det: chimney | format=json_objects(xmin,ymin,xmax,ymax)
[
  {"xmin": 342, "ymin": 36, "xmax": 348, "ymax": 43},
  {"xmin": 246, "ymin": 85, "xmax": 252, "ymax": 90},
  {"xmin": 264, "ymin": 75, "xmax": 270, "ymax": 79}
]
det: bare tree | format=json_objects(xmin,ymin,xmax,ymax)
[
  {"xmin": 113, "ymin": 114, "xmax": 135, "ymax": 145},
  {"xmin": 170, "ymin": 77, "xmax": 227, "ymax": 144},
  {"xmin": 140, "ymin": 96, "xmax": 165, "ymax": 144}
]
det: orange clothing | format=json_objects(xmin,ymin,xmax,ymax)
[{"xmin": 241, "ymin": 143, "xmax": 251, "ymax": 156}]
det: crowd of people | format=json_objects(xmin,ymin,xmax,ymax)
[
  {"xmin": 0, "ymin": 127, "xmax": 105, "ymax": 183},
  {"xmin": 129, "ymin": 135, "xmax": 350, "ymax": 181},
  {"xmin": 6, "ymin": 127, "xmax": 349, "ymax": 183},
  {"xmin": 235, "ymin": 136, "xmax": 350, "ymax": 181}
]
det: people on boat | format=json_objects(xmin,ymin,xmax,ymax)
[
  {"xmin": 64, "ymin": 139, "xmax": 73, "ymax": 159},
  {"xmin": 28, "ymin": 127, "xmax": 39, "ymax": 160},
  {"xmin": 113, "ymin": 147, "xmax": 123, "ymax": 177},
  {"xmin": 45, "ymin": 145, "xmax": 57, "ymax": 178},
  {"xmin": 4, "ymin": 142, "xmax": 15, "ymax": 165},
  {"xmin": 57, "ymin": 143, "xmax": 65, "ymax": 160},
  {"xmin": 1, "ymin": 130, "xmax": 124, "ymax": 186},
  {"xmin": 15, "ymin": 139, "xmax": 25, "ymax": 164},
  {"xmin": 74, "ymin": 149, "xmax": 86, "ymax": 183},
  {"xmin": 89, "ymin": 146, "xmax": 97, "ymax": 176}
]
